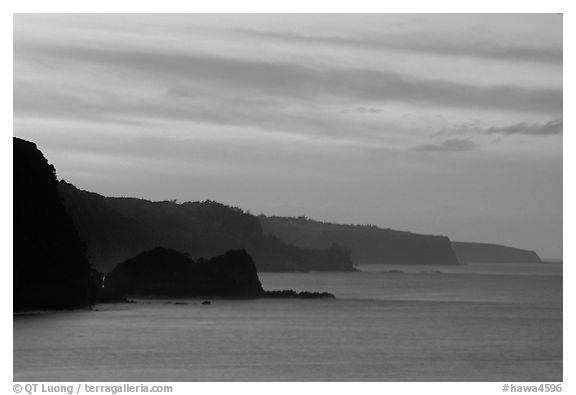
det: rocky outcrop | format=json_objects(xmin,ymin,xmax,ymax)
[
  {"xmin": 259, "ymin": 215, "xmax": 460, "ymax": 265},
  {"xmin": 452, "ymin": 242, "xmax": 542, "ymax": 263},
  {"xmin": 105, "ymin": 247, "xmax": 263, "ymax": 297},
  {"xmin": 104, "ymin": 247, "xmax": 335, "ymax": 299},
  {"xmin": 13, "ymin": 137, "xmax": 93, "ymax": 311}
]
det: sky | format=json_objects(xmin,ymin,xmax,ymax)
[{"xmin": 13, "ymin": 14, "xmax": 563, "ymax": 258}]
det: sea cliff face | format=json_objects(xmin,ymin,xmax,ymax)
[
  {"xmin": 13, "ymin": 137, "xmax": 93, "ymax": 310},
  {"xmin": 259, "ymin": 216, "xmax": 460, "ymax": 265},
  {"xmin": 452, "ymin": 242, "xmax": 542, "ymax": 263},
  {"xmin": 58, "ymin": 182, "xmax": 355, "ymax": 273}
]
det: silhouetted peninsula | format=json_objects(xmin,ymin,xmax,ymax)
[
  {"xmin": 259, "ymin": 215, "xmax": 460, "ymax": 265},
  {"xmin": 13, "ymin": 137, "xmax": 94, "ymax": 311},
  {"xmin": 105, "ymin": 247, "xmax": 334, "ymax": 299},
  {"xmin": 452, "ymin": 242, "xmax": 542, "ymax": 263},
  {"xmin": 58, "ymin": 182, "xmax": 355, "ymax": 273}
]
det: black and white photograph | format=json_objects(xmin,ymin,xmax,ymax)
[{"xmin": 11, "ymin": 11, "xmax": 564, "ymax": 386}]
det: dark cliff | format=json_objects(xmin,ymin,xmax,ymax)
[
  {"xmin": 13, "ymin": 137, "xmax": 92, "ymax": 310},
  {"xmin": 452, "ymin": 242, "xmax": 542, "ymax": 263},
  {"xmin": 105, "ymin": 248, "xmax": 264, "ymax": 297},
  {"xmin": 105, "ymin": 247, "xmax": 335, "ymax": 299},
  {"xmin": 58, "ymin": 182, "xmax": 354, "ymax": 273},
  {"xmin": 259, "ymin": 215, "xmax": 460, "ymax": 265}
]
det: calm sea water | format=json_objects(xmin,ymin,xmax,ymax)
[{"xmin": 13, "ymin": 263, "xmax": 562, "ymax": 382}]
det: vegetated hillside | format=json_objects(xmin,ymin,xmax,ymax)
[
  {"xmin": 13, "ymin": 137, "xmax": 94, "ymax": 311},
  {"xmin": 452, "ymin": 242, "xmax": 542, "ymax": 263},
  {"xmin": 259, "ymin": 215, "xmax": 460, "ymax": 265},
  {"xmin": 58, "ymin": 182, "xmax": 354, "ymax": 273}
]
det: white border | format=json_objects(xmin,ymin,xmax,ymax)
[{"xmin": 3, "ymin": 2, "xmax": 570, "ymax": 394}]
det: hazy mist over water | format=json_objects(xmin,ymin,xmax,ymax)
[{"xmin": 14, "ymin": 263, "xmax": 562, "ymax": 382}]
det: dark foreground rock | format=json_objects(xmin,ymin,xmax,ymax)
[
  {"xmin": 105, "ymin": 247, "xmax": 264, "ymax": 298},
  {"xmin": 13, "ymin": 137, "xmax": 93, "ymax": 311},
  {"xmin": 102, "ymin": 247, "xmax": 335, "ymax": 301}
]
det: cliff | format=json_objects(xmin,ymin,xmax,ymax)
[
  {"xmin": 259, "ymin": 215, "xmax": 460, "ymax": 265},
  {"xmin": 58, "ymin": 182, "xmax": 355, "ymax": 273},
  {"xmin": 452, "ymin": 242, "xmax": 542, "ymax": 263},
  {"xmin": 13, "ymin": 137, "xmax": 93, "ymax": 310}
]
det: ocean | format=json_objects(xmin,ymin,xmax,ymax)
[{"xmin": 13, "ymin": 263, "xmax": 562, "ymax": 381}]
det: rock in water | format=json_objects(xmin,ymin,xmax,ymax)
[{"xmin": 104, "ymin": 247, "xmax": 264, "ymax": 298}]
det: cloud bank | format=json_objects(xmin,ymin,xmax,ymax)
[{"xmin": 13, "ymin": 14, "xmax": 563, "ymax": 258}]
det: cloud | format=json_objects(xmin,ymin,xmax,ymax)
[
  {"xmin": 13, "ymin": 78, "xmax": 410, "ymax": 150},
  {"xmin": 413, "ymin": 139, "xmax": 476, "ymax": 153},
  {"xmin": 484, "ymin": 119, "xmax": 562, "ymax": 136},
  {"xmin": 12, "ymin": 14, "xmax": 563, "ymax": 259},
  {"xmin": 341, "ymin": 106, "xmax": 383, "ymax": 114},
  {"xmin": 234, "ymin": 29, "xmax": 563, "ymax": 65},
  {"xmin": 435, "ymin": 119, "xmax": 563, "ymax": 137},
  {"xmin": 15, "ymin": 42, "xmax": 562, "ymax": 115}
]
